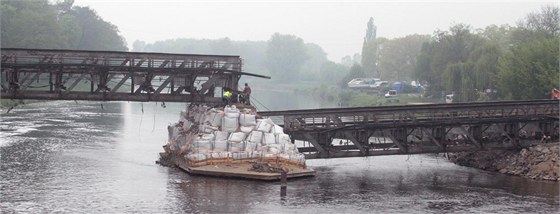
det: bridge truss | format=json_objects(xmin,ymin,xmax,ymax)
[
  {"xmin": 259, "ymin": 100, "xmax": 559, "ymax": 159},
  {"xmin": 1, "ymin": 48, "xmax": 268, "ymax": 104}
]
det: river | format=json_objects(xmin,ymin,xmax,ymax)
[{"xmin": 1, "ymin": 89, "xmax": 558, "ymax": 213}]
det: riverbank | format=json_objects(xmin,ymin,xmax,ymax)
[{"xmin": 448, "ymin": 143, "xmax": 560, "ymax": 181}]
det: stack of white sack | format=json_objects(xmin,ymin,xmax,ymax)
[{"xmin": 167, "ymin": 105, "xmax": 306, "ymax": 166}]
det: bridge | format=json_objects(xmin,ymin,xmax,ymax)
[
  {"xmin": 2, "ymin": 49, "xmax": 558, "ymax": 160},
  {"xmin": 1, "ymin": 48, "xmax": 269, "ymax": 105},
  {"xmin": 259, "ymin": 100, "xmax": 559, "ymax": 159}
]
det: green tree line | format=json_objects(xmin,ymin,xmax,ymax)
[
  {"xmin": 132, "ymin": 34, "xmax": 345, "ymax": 85},
  {"xmin": 413, "ymin": 5, "xmax": 559, "ymax": 101},
  {"xmin": 1, "ymin": 0, "xmax": 127, "ymax": 51}
]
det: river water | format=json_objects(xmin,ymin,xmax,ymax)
[{"xmin": 1, "ymin": 89, "xmax": 559, "ymax": 213}]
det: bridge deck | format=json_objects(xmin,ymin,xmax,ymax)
[
  {"xmin": 259, "ymin": 100, "xmax": 559, "ymax": 159},
  {"xmin": 1, "ymin": 48, "xmax": 269, "ymax": 104}
]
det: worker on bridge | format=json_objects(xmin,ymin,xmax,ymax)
[
  {"xmin": 240, "ymin": 83, "xmax": 252, "ymax": 105},
  {"xmin": 222, "ymin": 88, "xmax": 232, "ymax": 106}
]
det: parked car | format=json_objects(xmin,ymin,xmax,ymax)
[{"xmin": 385, "ymin": 90, "xmax": 399, "ymax": 103}]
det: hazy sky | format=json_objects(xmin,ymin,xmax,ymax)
[{"xmin": 74, "ymin": 0, "xmax": 556, "ymax": 62}]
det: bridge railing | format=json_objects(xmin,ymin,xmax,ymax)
[{"xmin": 259, "ymin": 100, "xmax": 558, "ymax": 132}]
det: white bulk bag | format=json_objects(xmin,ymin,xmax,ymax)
[
  {"xmin": 240, "ymin": 125, "xmax": 255, "ymax": 133},
  {"xmin": 213, "ymin": 140, "xmax": 228, "ymax": 151},
  {"xmin": 255, "ymin": 143, "xmax": 263, "ymax": 152},
  {"xmin": 222, "ymin": 116, "xmax": 239, "ymax": 132},
  {"xmin": 256, "ymin": 119, "xmax": 273, "ymax": 133},
  {"xmin": 229, "ymin": 141, "xmax": 244, "ymax": 152},
  {"xmin": 276, "ymin": 134, "xmax": 291, "ymax": 145},
  {"xmin": 282, "ymin": 142, "xmax": 296, "ymax": 153},
  {"xmin": 200, "ymin": 133, "xmax": 215, "ymax": 141},
  {"xmin": 239, "ymin": 113, "xmax": 257, "ymax": 126},
  {"xmin": 271, "ymin": 125, "xmax": 284, "ymax": 135},
  {"xmin": 263, "ymin": 133, "xmax": 276, "ymax": 145},
  {"xmin": 186, "ymin": 153, "xmax": 207, "ymax": 162},
  {"xmin": 244, "ymin": 141, "xmax": 257, "ymax": 152},
  {"xmin": 214, "ymin": 131, "xmax": 230, "ymax": 141},
  {"xmin": 193, "ymin": 139, "xmax": 212, "ymax": 152},
  {"xmin": 232, "ymin": 152, "xmax": 248, "ymax": 160},
  {"xmin": 247, "ymin": 131, "xmax": 263, "ymax": 144},
  {"xmin": 207, "ymin": 111, "xmax": 224, "ymax": 127},
  {"xmin": 200, "ymin": 124, "xmax": 219, "ymax": 133},
  {"xmin": 209, "ymin": 152, "xmax": 230, "ymax": 159},
  {"xmin": 225, "ymin": 105, "xmax": 240, "ymax": 118},
  {"xmin": 268, "ymin": 144, "xmax": 280, "ymax": 153},
  {"xmin": 228, "ymin": 132, "xmax": 246, "ymax": 142}
]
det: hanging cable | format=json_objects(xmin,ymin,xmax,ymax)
[
  {"xmin": 251, "ymin": 95, "xmax": 271, "ymax": 111},
  {"xmin": 237, "ymin": 85, "xmax": 271, "ymax": 111}
]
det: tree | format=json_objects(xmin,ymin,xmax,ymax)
[
  {"xmin": 415, "ymin": 24, "xmax": 481, "ymax": 97},
  {"xmin": 414, "ymin": 42, "xmax": 434, "ymax": 87},
  {"xmin": 299, "ymin": 43, "xmax": 328, "ymax": 81},
  {"xmin": 265, "ymin": 33, "xmax": 308, "ymax": 82},
  {"xmin": 1, "ymin": 0, "xmax": 67, "ymax": 49},
  {"xmin": 318, "ymin": 61, "xmax": 348, "ymax": 85},
  {"xmin": 470, "ymin": 42, "xmax": 501, "ymax": 93},
  {"xmin": 378, "ymin": 34, "xmax": 430, "ymax": 81},
  {"xmin": 479, "ymin": 24, "xmax": 513, "ymax": 52},
  {"xmin": 70, "ymin": 6, "xmax": 127, "ymax": 51},
  {"xmin": 361, "ymin": 17, "xmax": 379, "ymax": 77},
  {"xmin": 518, "ymin": 5, "xmax": 559, "ymax": 38},
  {"xmin": 497, "ymin": 5, "xmax": 559, "ymax": 100},
  {"xmin": 132, "ymin": 40, "xmax": 147, "ymax": 52},
  {"xmin": 498, "ymin": 37, "xmax": 559, "ymax": 100},
  {"xmin": 1, "ymin": 0, "xmax": 127, "ymax": 51},
  {"xmin": 364, "ymin": 17, "xmax": 377, "ymax": 43},
  {"xmin": 444, "ymin": 62, "xmax": 476, "ymax": 102}
]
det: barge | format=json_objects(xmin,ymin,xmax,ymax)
[{"xmin": 158, "ymin": 104, "xmax": 315, "ymax": 180}]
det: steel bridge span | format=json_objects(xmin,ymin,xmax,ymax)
[
  {"xmin": 259, "ymin": 100, "xmax": 559, "ymax": 159},
  {"xmin": 1, "ymin": 48, "xmax": 268, "ymax": 105},
  {"xmin": 3, "ymin": 49, "xmax": 558, "ymax": 160}
]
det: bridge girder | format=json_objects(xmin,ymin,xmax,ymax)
[
  {"xmin": 260, "ymin": 100, "xmax": 559, "ymax": 159},
  {"xmin": 1, "ymin": 48, "xmax": 269, "ymax": 104}
]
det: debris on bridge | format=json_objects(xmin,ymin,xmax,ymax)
[{"xmin": 158, "ymin": 104, "xmax": 315, "ymax": 180}]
